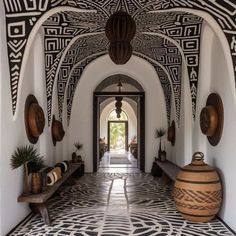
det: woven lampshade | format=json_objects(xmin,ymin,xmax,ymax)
[
  {"xmin": 108, "ymin": 41, "xmax": 132, "ymax": 64},
  {"xmin": 105, "ymin": 10, "xmax": 136, "ymax": 42}
]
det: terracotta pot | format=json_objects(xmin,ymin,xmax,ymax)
[
  {"xmin": 31, "ymin": 172, "xmax": 42, "ymax": 194},
  {"xmin": 200, "ymin": 105, "xmax": 219, "ymax": 137},
  {"xmin": 28, "ymin": 103, "xmax": 45, "ymax": 138},
  {"xmin": 160, "ymin": 150, "xmax": 166, "ymax": 162},
  {"xmin": 173, "ymin": 152, "xmax": 222, "ymax": 222}
]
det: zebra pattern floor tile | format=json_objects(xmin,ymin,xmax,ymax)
[{"xmin": 9, "ymin": 173, "xmax": 234, "ymax": 236}]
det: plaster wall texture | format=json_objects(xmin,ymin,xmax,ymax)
[{"xmin": 68, "ymin": 55, "xmax": 167, "ymax": 173}]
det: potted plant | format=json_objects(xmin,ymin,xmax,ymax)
[
  {"xmin": 155, "ymin": 128, "xmax": 166, "ymax": 160},
  {"xmin": 28, "ymin": 155, "xmax": 45, "ymax": 194},
  {"xmin": 72, "ymin": 142, "xmax": 83, "ymax": 162},
  {"xmin": 10, "ymin": 145, "xmax": 44, "ymax": 195}
]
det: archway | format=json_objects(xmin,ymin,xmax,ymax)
[{"xmin": 93, "ymin": 74, "xmax": 145, "ymax": 172}]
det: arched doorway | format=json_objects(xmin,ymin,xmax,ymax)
[
  {"xmin": 93, "ymin": 74, "xmax": 145, "ymax": 172},
  {"xmin": 107, "ymin": 110, "xmax": 129, "ymax": 152}
]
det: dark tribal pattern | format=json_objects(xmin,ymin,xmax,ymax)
[
  {"xmin": 9, "ymin": 173, "xmax": 234, "ymax": 236},
  {"xmin": 3, "ymin": 0, "xmax": 236, "ymax": 125}
]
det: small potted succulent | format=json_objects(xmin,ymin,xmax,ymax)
[
  {"xmin": 155, "ymin": 128, "xmax": 166, "ymax": 161},
  {"xmin": 72, "ymin": 142, "xmax": 83, "ymax": 163},
  {"xmin": 10, "ymin": 145, "xmax": 44, "ymax": 195}
]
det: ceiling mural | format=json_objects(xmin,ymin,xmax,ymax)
[
  {"xmin": 154, "ymin": 65, "xmax": 172, "ymax": 126},
  {"xmin": 133, "ymin": 52, "xmax": 173, "ymax": 126},
  {"xmin": 3, "ymin": 0, "xmax": 236, "ymax": 126},
  {"xmin": 66, "ymin": 53, "xmax": 107, "ymax": 123},
  {"xmin": 137, "ymin": 12, "xmax": 203, "ymax": 118},
  {"xmin": 56, "ymin": 33, "xmax": 108, "ymax": 121},
  {"xmin": 133, "ymin": 35, "xmax": 182, "ymax": 125}
]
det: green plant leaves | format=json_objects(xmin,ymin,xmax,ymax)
[{"xmin": 10, "ymin": 145, "xmax": 44, "ymax": 172}]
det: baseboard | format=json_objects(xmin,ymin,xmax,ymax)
[
  {"xmin": 6, "ymin": 213, "xmax": 33, "ymax": 236},
  {"xmin": 216, "ymin": 216, "xmax": 236, "ymax": 235}
]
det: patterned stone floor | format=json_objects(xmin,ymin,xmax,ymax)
[{"xmin": 10, "ymin": 173, "xmax": 234, "ymax": 236}]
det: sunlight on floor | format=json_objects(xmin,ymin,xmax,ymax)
[{"xmin": 99, "ymin": 151, "xmax": 139, "ymax": 173}]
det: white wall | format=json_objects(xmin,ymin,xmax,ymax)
[
  {"xmin": 195, "ymin": 23, "xmax": 236, "ymax": 231},
  {"xmin": 68, "ymin": 55, "xmax": 167, "ymax": 173},
  {"xmin": 100, "ymin": 100, "xmax": 137, "ymax": 144},
  {"xmin": 0, "ymin": 18, "xmax": 67, "ymax": 235},
  {"xmin": 166, "ymin": 20, "xmax": 236, "ymax": 231}
]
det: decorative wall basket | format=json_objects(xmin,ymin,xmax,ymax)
[
  {"xmin": 25, "ymin": 95, "xmax": 45, "ymax": 144},
  {"xmin": 200, "ymin": 93, "xmax": 224, "ymax": 146},
  {"xmin": 51, "ymin": 115, "xmax": 65, "ymax": 146},
  {"xmin": 167, "ymin": 120, "xmax": 175, "ymax": 146},
  {"xmin": 173, "ymin": 152, "xmax": 222, "ymax": 222}
]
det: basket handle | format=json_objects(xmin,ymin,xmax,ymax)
[{"xmin": 192, "ymin": 152, "xmax": 204, "ymax": 161}]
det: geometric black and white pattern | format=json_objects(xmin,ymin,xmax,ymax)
[
  {"xmin": 133, "ymin": 35, "xmax": 182, "ymax": 125},
  {"xmin": 3, "ymin": 0, "xmax": 236, "ymax": 126},
  {"xmin": 9, "ymin": 173, "xmax": 234, "ymax": 236},
  {"xmin": 133, "ymin": 52, "xmax": 173, "ymax": 125},
  {"xmin": 66, "ymin": 52, "xmax": 107, "ymax": 123},
  {"xmin": 137, "ymin": 12, "xmax": 203, "ymax": 118}
]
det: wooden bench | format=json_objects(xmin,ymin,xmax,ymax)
[
  {"xmin": 18, "ymin": 162, "xmax": 84, "ymax": 225},
  {"xmin": 155, "ymin": 160, "xmax": 181, "ymax": 183}
]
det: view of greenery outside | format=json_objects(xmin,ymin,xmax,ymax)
[
  {"xmin": 109, "ymin": 122, "xmax": 126, "ymax": 150},
  {"xmin": 108, "ymin": 110, "xmax": 127, "ymax": 151}
]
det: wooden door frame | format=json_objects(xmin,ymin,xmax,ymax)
[
  {"xmin": 93, "ymin": 92, "xmax": 145, "ymax": 172},
  {"xmin": 107, "ymin": 120, "xmax": 128, "ymax": 152}
]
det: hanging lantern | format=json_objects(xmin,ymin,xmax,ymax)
[
  {"xmin": 115, "ymin": 97, "xmax": 123, "ymax": 118},
  {"xmin": 105, "ymin": 10, "xmax": 136, "ymax": 42},
  {"xmin": 108, "ymin": 41, "xmax": 132, "ymax": 64}
]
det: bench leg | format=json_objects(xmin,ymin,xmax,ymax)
[
  {"xmin": 161, "ymin": 172, "xmax": 172, "ymax": 185},
  {"xmin": 29, "ymin": 203, "xmax": 51, "ymax": 225}
]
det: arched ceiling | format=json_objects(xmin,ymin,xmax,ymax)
[
  {"xmin": 4, "ymin": 0, "xmax": 236, "ymax": 126},
  {"xmin": 95, "ymin": 74, "xmax": 144, "ymax": 92}
]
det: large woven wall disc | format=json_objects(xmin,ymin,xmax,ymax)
[
  {"xmin": 200, "ymin": 93, "xmax": 224, "ymax": 146},
  {"xmin": 25, "ymin": 94, "xmax": 45, "ymax": 144},
  {"xmin": 167, "ymin": 120, "xmax": 176, "ymax": 146},
  {"xmin": 51, "ymin": 115, "xmax": 65, "ymax": 146}
]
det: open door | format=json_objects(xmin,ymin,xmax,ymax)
[{"xmin": 108, "ymin": 121, "xmax": 128, "ymax": 152}]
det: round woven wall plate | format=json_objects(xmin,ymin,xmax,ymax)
[
  {"xmin": 51, "ymin": 115, "xmax": 65, "ymax": 146},
  {"xmin": 200, "ymin": 93, "xmax": 224, "ymax": 146},
  {"xmin": 24, "ymin": 94, "xmax": 45, "ymax": 144},
  {"xmin": 168, "ymin": 120, "xmax": 176, "ymax": 146},
  {"xmin": 51, "ymin": 115, "xmax": 57, "ymax": 146}
]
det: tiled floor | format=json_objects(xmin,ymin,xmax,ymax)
[
  {"xmin": 99, "ymin": 151, "xmax": 138, "ymax": 173},
  {"xmin": 10, "ymin": 172, "xmax": 234, "ymax": 236}
]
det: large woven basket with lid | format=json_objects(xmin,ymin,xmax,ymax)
[{"xmin": 173, "ymin": 152, "xmax": 222, "ymax": 222}]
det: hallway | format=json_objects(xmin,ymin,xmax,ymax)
[
  {"xmin": 1, "ymin": 0, "xmax": 236, "ymax": 234},
  {"xmin": 10, "ymin": 173, "xmax": 233, "ymax": 236},
  {"xmin": 99, "ymin": 151, "xmax": 138, "ymax": 169}
]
